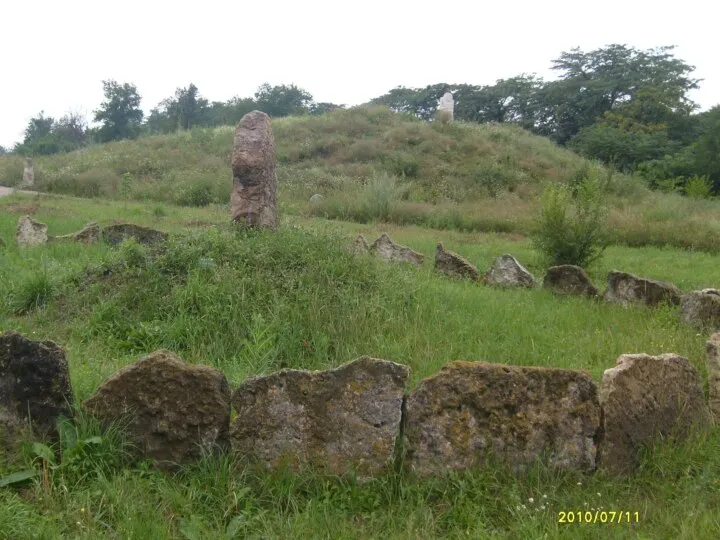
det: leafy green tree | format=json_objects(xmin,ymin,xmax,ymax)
[
  {"xmin": 690, "ymin": 106, "xmax": 720, "ymax": 186},
  {"xmin": 93, "ymin": 80, "xmax": 144, "ymax": 142},
  {"xmin": 535, "ymin": 44, "xmax": 700, "ymax": 144},
  {"xmin": 0, "ymin": 145, "xmax": 6, "ymax": 155},
  {"xmin": 161, "ymin": 83, "xmax": 209, "ymax": 130},
  {"xmin": 254, "ymin": 83, "xmax": 313, "ymax": 117},
  {"xmin": 53, "ymin": 112, "xmax": 88, "ymax": 147}
]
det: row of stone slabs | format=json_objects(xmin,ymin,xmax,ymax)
[
  {"xmin": 2, "ymin": 331, "xmax": 717, "ymax": 478},
  {"xmin": 353, "ymin": 233, "xmax": 720, "ymax": 331},
  {"xmin": 13, "ymin": 216, "xmax": 720, "ymax": 331}
]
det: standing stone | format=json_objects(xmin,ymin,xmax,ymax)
[
  {"xmin": 83, "ymin": 350, "xmax": 231, "ymax": 470},
  {"xmin": 435, "ymin": 243, "xmax": 479, "ymax": 281},
  {"xmin": 230, "ymin": 357, "xmax": 409, "ymax": 477},
  {"xmin": 51, "ymin": 222, "xmax": 101, "ymax": 245},
  {"xmin": 597, "ymin": 353, "xmax": 710, "ymax": 476},
  {"xmin": 348, "ymin": 234, "xmax": 370, "ymax": 255},
  {"xmin": 101, "ymin": 223, "xmax": 168, "ymax": 247},
  {"xmin": 0, "ymin": 331, "xmax": 74, "ymax": 441},
  {"xmin": 707, "ymin": 334, "xmax": 720, "ymax": 421},
  {"xmin": 309, "ymin": 193, "xmax": 325, "ymax": 204},
  {"xmin": 16, "ymin": 215, "xmax": 48, "ymax": 246},
  {"xmin": 543, "ymin": 265, "xmax": 600, "ymax": 297},
  {"xmin": 404, "ymin": 361, "xmax": 600, "ymax": 476},
  {"xmin": 483, "ymin": 254, "xmax": 536, "ymax": 288},
  {"xmin": 603, "ymin": 270, "xmax": 681, "ymax": 307},
  {"xmin": 680, "ymin": 289, "xmax": 720, "ymax": 330},
  {"xmin": 21, "ymin": 159, "xmax": 34, "ymax": 187},
  {"xmin": 370, "ymin": 233, "xmax": 424, "ymax": 267},
  {"xmin": 231, "ymin": 111, "xmax": 278, "ymax": 231},
  {"xmin": 437, "ymin": 92, "xmax": 454, "ymax": 122}
]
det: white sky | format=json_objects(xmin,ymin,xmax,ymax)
[{"xmin": 1, "ymin": 0, "xmax": 717, "ymax": 148}]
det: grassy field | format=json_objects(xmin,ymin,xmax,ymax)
[
  {"xmin": 2, "ymin": 106, "xmax": 720, "ymax": 251},
  {"xmin": 1, "ymin": 193, "xmax": 719, "ymax": 539}
]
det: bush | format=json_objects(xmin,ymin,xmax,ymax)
[
  {"xmin": 361, "ymin": 173, "xmax": 405, "ymax": 221},
  {"xmin": 684, "ymin": 175, "xmax": 714, "ymax": 199},
  {"xmin": 532, "ymin": 175, "xmax": 609, "ymax": 268}
]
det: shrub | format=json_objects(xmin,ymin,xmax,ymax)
[
  {"xmin": 361, "ymin": 172, "xmax": 405, "ymax": 221},
  {"xmin": 175, "ymin": 180, "xmax": 215, "ymax": 207},
  {"xmin": 532, "ymin": 175, "xmax": 609, "ymax": 268},
  {"xmin": 10, "ymin": 269, "xmax": 56, "ymax": 314},
  {"xmin": 684, "ymin": 175, "xmax": 714, "ymax": 199}
]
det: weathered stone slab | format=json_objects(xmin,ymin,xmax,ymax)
[
  {"xmin": 21, "ymin": 159, "xmax": 34, "ymax": 187},
  {"xmin": 681, "ymin": 289, "xmax": 720, "ymax": 330},
  {"xmin": 231, "ymin": 111, "xmax": 278, "ymax": 230},
  {"xmin": 102, "ymin": 223, "xmax": 168, "ymax": 247},
  {"xmin": 370, "ymin": 234, "xmax": 424, "ymax": 267},
  {"xmin": 603, "ymin": 270, "xmax": 681, "ymax": 307},
  {"xmin": 83, "ymin": 350, "xmax": 230, "ymax": 470},
  {"xmin": 597, "ymin": 353, "xmax": 710, "ymax": 475},
  {"xmin": 707, "ymin": 334, "xmax": 720, "ymax": 421},
  {"xmin": 230, "ymin": 357, "xmax": 409, "ymax": 477},
  {"xmin": 309, "ymin": 193, "xmax": 325, "ymax": 204},
  {"xmin": 348, "ymin": 234, "xmax": 370, "ymax": 255},
  {"xmin": 51, "ymin": 222, "xmax": 101, "ymax": 245},
  {"xmin": 16, "ymin": 215, "xmax": 48, "ymax": 246},
  {"xmin": 404, "ymin": 361, "xmax": 600, "ymax": 476},
  {"xmin": 0, "ymin": 331, "xmax": 73, "ymax": 441},
  {"xmin": 543, "ymin": 265, "xmax": 599, "ymax": 297},
  {"xmin": 435, "ymin": 243, "xmax": 479, "ymax": 281},
  {"xmin": 483, "ymin": 254, "xmax": 536, "ymax": 288}
]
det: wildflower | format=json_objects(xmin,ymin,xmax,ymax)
[
  {"xmin": 528, "ymin": 497, "xmax": 534, "ymax": 504},
  {"xmin": 577, "ymin": 482, "xmax": 582, "ymax": 486},
  {"xmin": 542, "ymin": 494, "xmax": 548, "ymax": 499}
]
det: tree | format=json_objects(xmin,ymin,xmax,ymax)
[
  {"xmin": 160, "ymin": 83, "xmax": 209, "ymax": 130},
  {"xmin": 254, "ymin": 83, "xmax": 313, "ymax": 117},
  {"xmin": 93, "ymin": 80, "xmax": 144, "ymax": 142},
  {"xmin": 53, "ymin": 111, "xmax": 88, "ymax": 147},
  {"xmin": 0, "ymin": 145, "xmax": 7, "ymax": 155},
  {"xmin": 535, "ymin": 44, "xmax": 700, "ymax": 144},
  {"xmin": 23, "ymin": 112, "xmax": 55, "ymax": 143}
]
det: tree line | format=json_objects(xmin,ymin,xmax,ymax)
[{"xmin": 2, "ymin": 44, "xmax": 718, "ymax": 191}]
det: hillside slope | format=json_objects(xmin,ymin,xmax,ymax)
[
  {"xmin": 3, "ymin": 106, "xmax": 720, "ymax": 251},
  {"xmin": 0, "ymin": 106, "xmax": 605, "ymax": 204}
]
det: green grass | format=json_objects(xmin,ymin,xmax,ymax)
[
  {"xmin": 1, "ymin": 194, "xmax": 720, "ymax": 538},
  {"xmin": 3, "ymin": 106, "xmax": 719, "ymax": 252}
]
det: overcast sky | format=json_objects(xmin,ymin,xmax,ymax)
[{"xmin": 1, "ymin": 0, "xmax": 717, "ymax": 148}]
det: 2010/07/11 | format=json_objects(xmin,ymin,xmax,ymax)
[{"xmin": 558, "ymin": 511, "xmax": 640, "ymax": 524}]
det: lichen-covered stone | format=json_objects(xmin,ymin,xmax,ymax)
[
  {"xmin": 435, "ymin": 243, "xmax": 479, "ymax": 281},
  {"xmin": 681, "ymin": 290, "xmax": 720, "ymax": 330},
  {"xmin": 0, "ymin": 331, "xmax": 73, "ymax": 441},
  {"xmin": 83, "ymin": 350, "xmax": 230, "ymax": 470},
  {"xmin": 603, "ymin": 270, "xmax": 681, "ymax": 307},
  {"xmin": 404, "ymin": 361, "xmax": 600, "ymax": 476},
  {"xmin": 102, "ymin": 223, "xmax": 168, "ymax": 247},
  {"xmin": 707, "ymin": 334, "xmax": 720, "ymax": 421},
  {"xmin": 483, "ymin": 254, "xmax": 536, "ymax": 288},
  {"xmin": 543, "ymin": 265, "xmax": 599, "ymax": 297},
  {"xmin": 230, "ymin": 357, "xmax": 409, "ymax": 477},
  {"xmin": 16, "ymin": 215, "xmax": 48, "ymax": 246},
  {"xmin": 231, "ymin": 111, "xmax": 278, "ymax": 230},
  {"xmin": 348, "ymin": 234, "xmax": 370, "ymax": 255},
  {"xmin": 597, "ymin": 353, "xmax": 710, "ymax": 475},
  {"xmin": 370, "ymin": 234, "xmax": 424, "ymax": 267},
  {"xmin": 51, "ymin": 222, "xmax": 101, "ymax": 245}
]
